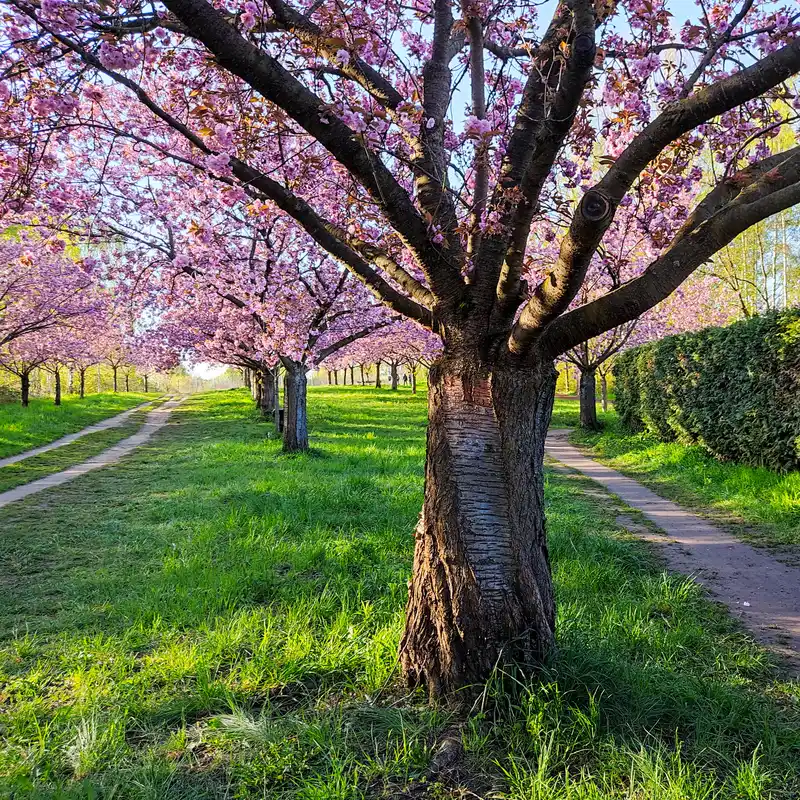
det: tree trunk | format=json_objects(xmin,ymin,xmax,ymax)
[
  {"xmin": 360, "ymin": 364, "xmax": 365, "ymax": 385},
  {"xmin": 564, "ymin": 363, "xmax": 571, "ymax": 394},
  {"xmin": 327, "ymin": 370, "xmax": 332, "ymax": 385},
  {"xmin": 411, "ymin": 368, "xmax": 417, "ymax": 395},
  {"xmin": 283, "ymin": 365, "xmax": 309, "ymax": 452},
  {"xmin": 113, "ymin": 367, "xmax": 118, "ymax": 393},
  {"xmin": 375, "ymin": 362, "xmax": 382, "ymax": 388},
  {"xmin": 253, "ymin": 371, "xmax": 263, "ymax": 406},
  {"xmin": 350, "ymin": 366, "xmax": 355, "ymax": 385},
  {"xmin": 274, "ymin": 368, "xmax": 281, "ymax": 433},
  {"xmin": 259, "ymin": 367, "xmax": 276, "ymax": 416},
  {"xmin": 600, "ymin": 372, "xmax": 608, "ymax": 413},
  {"xmin": 400, "ymin": 360, "xmax": 557, "ymax": 698},
  {"xmin": 68, "ymin": 368, "xmax": 74, "ymax": 394},
  {"xmin": 334, "ymin": 369, "xmax": 339, "ymax": 385},
  {"xmin": 243, "ymin": 368, "xmax": 252, "ymax": 390},
  {"xmin": 390, "ymin": 361, "xmax": 399, "ymax": 390},
  {"xmin": 20, "ymin": 372, "xmax": 30, "ymax": 407},
  {"xmin": 579, "ymin": 368, "xmax": 600, "ymax": 430},
  {"xmin": 79, "ymin": 369, "xmax": 86, "ymax": 399},
  {"xmin": 144, "ymin": 374, "xmax": 149, "ymax": 393},
  {"xmin": 54, "ymin": 369, "xmax": 61, "ymax": 406},
  {"xmin": 125, "ymin": 373, "xmax": 130, "ymax": 392}
]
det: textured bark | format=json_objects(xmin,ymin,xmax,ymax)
[
  {"xmin": 243, "ymin": 367, "xmax": 252, "ymax": 389},
  {"xmin": 54, "ymin": 369, "xmax": 61, "ymax": 406},
  {"xmin": 283, "ymin": 365, "xmax": 309, "ymax": 452},
  {"xmin": 390, "ymin": 361, "xmax": 399, "ymax": 390},
  {"xmin": 259, "ymin": 367, "xmax": 276, "ymax": 416},
  {"xmin": 400, "ymin": 359, "xmax": 557, "ymax": 698},
  {"xmin": 20, "ymin": 372, "xmax": 30, "ymax": 407},
  {"xmin": 579, "ymin": 368, "xmax": 599, "ymax": 430}
]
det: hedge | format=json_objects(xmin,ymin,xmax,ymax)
[{"xmin": 613, "ymin": 310, "xmax": 800, "ymax": 472}]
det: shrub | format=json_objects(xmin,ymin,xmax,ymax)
[{"xmin": 613, "ymin": 310, "xmax": 800, "ymax": 472}]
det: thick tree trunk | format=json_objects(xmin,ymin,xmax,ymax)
[
  {"xmin": 283, "ymin": 365, "xmax": 309, "ymax": 452},
  {"xmin": 579, "ymin": 369, "xmax": 600, "ymax": 430},
  {"xmin": 79, "ymin": 369, "xmax": 86, "ymax": 399},
  {"xmin": 375, "ymin": 362, "xmax": 382, "ymax": 388},
  {"xmin": 259, "ymin": 367, "xmax": 276, "ymax": 416},
  {"xmin": 600, "ymin": 373, "xmax": 608, "ymax": 413},
  {"xmin": 54, "ymin": 369, "xmax": 61, "ymax": 406},
  {"xmin": 400, "ymin": 360, "xmax": 557, "ymax": 698},
  {"xmin": 20, "ymin": 373, "xmax": 30, "ymax": 407},
  {"xmin": 390, "ymin": 361, "xmax": 399, "ymax": 390}
]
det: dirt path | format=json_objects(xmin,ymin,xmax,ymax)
[
  {"xmin": 0, "ymin": 400, "xmax": 157, "ymax": 468},
  {"xmin": 0, "ymin": 397, "xmax": 183, "ymax": 510},
  {"xmin": 545, "ymin": 429, "xmax": 800, "ymax": 674}
]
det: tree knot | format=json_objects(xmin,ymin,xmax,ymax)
[{"xmin": 579, "ymin": 189, "xmax": 612, "ymax": 224}]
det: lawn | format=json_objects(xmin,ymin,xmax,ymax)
[
  {"xmin": 0, "ymin": 399, "xmax": 167, "ymax": 494},
  {"xmin": 0, "ymin": 393, "xmax": 160, "ymax": 460},
  {"xmin": 0, "ymin": 387, "xmax": 798, "ymax": 799},
  {"xmin": 571, "ymin": 408, "xmax": 800, "ymax": 552}
]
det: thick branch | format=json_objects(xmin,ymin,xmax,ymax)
[{"xmin": 538, "ymin": 156, "xmax": 800, "ymax": 359}]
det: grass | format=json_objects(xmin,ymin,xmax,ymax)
[
  {"xmin": 0, "ymin": 400, "xmax": 167, "ymax": 494},
  {"xmin": 550, "ymin": 396, "xmax": 614, "ymax": 429},
  {"xmin": 0, "ymin": 393, "xmax": 160, "ymax": 460},
  {"xmin": 0, "ymin": 386, "xmax": 798, "ymax": 799},
  {"xmin": 570, "ymin": 407, "xmax": 800, "ymax": 552}
]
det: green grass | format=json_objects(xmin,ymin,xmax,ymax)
[
  {"xmin": 0, "ymin": 400, "xmax": 167, "ymax": 494},
  {"xmin": 0, "ymin": 386, "xmax": 798, "ymax": 799},
  {"xmin": 571, "ymin": 408, "xmax": 800, "ymax": 552},
  {"xmin": 0, "ymin": 393, "xmax": 160, "ymax": 460}
]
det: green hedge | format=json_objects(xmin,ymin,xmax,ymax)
[{"xmin": 613, "ymin": 310, "xmax": 800, "ymax": 472}]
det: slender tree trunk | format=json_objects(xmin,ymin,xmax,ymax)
[
  {"xmin": 375, "ymin": 362, "xmax": 382, "ymax": 388},
  {"xmin": 144, "ymin": 374, "xmax": 149, "ymax": 393},
  {"xmin": 54, "ymin": 369, "xmax": 61, "ymax": 406},
  {"xmin": 327, "ymin": 370, "xmax": 332, "ymax": 385},
  {"xmin": 68, "ymin": 368, "xmax": 74, "ymax": 394},
  {"xmin": 79, "ymin": 369, "xmax": 86, "ymax": 399},
  {"xmin": 243, "ymin": 368, "xmax": 252, "ymax": 390},
  {"xmin": 579, "ymin": 368, "xmax": 600, "ymax": 430},
  {"xmin": 390, "ymin": 361, "xmax": 399, "ymax": 390},
  {"xmin": 400, "ymin": 360, "xmax": 557, "ymax": 698},
  {"xmin": 253, "ymin": 371, "xmax": 263, "ymax": 407},
  {"xmin": 350, "ymin": 366, "xmax": 355, "ymax": 385},
  {"xmin": 563, "ymin": 363, "xmax": 571, "ymax": 394},
  {"xmin": 600, "ymin": 372, "xmax": 608, "ymax": 413},
  {"xmin": 360, "ymin": 364, "xmax": 365, "ymax": 385},
  {"xmin": 274, "ymin": 368, "xmax": 281, "ymax": 433},
  {"xmin": 411, "ymin": 368, "xmax": 418, "ymax": 395},
  {"xmin": 125, "ymin": 373, "xmax": 130, "ymax": 392},
  {"xmin": 334, "ymin": 369, "xmax": 339, "ymax": 385},
  {"xmin": 113, "ymin": 366, "xmax": 118, "ymax": 393},
  {"xmin": 20, "ymin": 372, "xmax": 30, "ymax": 407},
  {"xmin": 283, "ymin": 364, "xmax": 309, "ymax": 452}
]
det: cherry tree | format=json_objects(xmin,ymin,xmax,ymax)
[{"xmin": 4, "ymin": 0, "xmax": 800, "ymax": 695}]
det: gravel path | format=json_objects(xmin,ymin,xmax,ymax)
[
  {"xmin": 0, "ymin": 400, "xmax": 155, "ymax": 468},
  {"xmin": 546, "ymin": 429, "xmax": 800, "ymax": 674},
  {"xmin": 0, "ymin": 397, "xmax": 183, "ymax": 510}
]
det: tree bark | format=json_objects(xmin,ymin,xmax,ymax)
[
  {"xmin": 600, "ymin": 372, "xmax": 608, "ymax": 413},
  {"xmin": 144, "ymin": 374, "xmax": 149, "ymax": 393},
  {"xmin": 360, "ymin": 364, "xmax": 365, "ymax": 385},
  {"xmin": 113, "ymin": 367, "xmax": 118, "ymax": 393},
  {"xmin": 243, "ymin": 367, "xmax": 252, "ymax": 390},
  {"xmin": 327, "ymin": 370, "xmax": 332, "ymax": 385},
  {"xmin": 350, "ymin": 366, "xmax": 355, "ymax": 385},
  {"xmin": 125, "ymin": 373, "xmax": 130, "ymax": 392},
  {"xmin": 259, "ymin": 367, "xmax": 276, "ymax": 416},
  {"xmin": 400, "ymin": 359, "xmax": 557, "ymax": 698},
  {"xmin": 375, "ymin": 361, "xmax": 382, "ymax": 388},
  {"xmin": 334, "ymin": 369, "xmax": 339, "ymax": 385},
  {"xmin": 579, "ymin": 368, "xmax": 600, "ymax": 430},
  {"xmin": 411, "ymin": 368, "xmax": 417, "ymax": 395},
  {"xmin": 68, "ymin": 368, "xmax": 74, "ymax": 394},
  {"xmin": 20, "ymin": 372, "xmax": 30, "ymax": 407},
  {"xmin": 79, "ymin": 369, "xmax": 86, "ymax": 399},
  {"xmin": 390, "ymin": 361, "xmax": 399, "ymax": 390},
  {"xmin": 283, "ymin": 364, "xmax": 309, "ymax": 452},
  {"xmin": 54, "ymin": 368, "xmax": 61, "ymax": 406}
]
